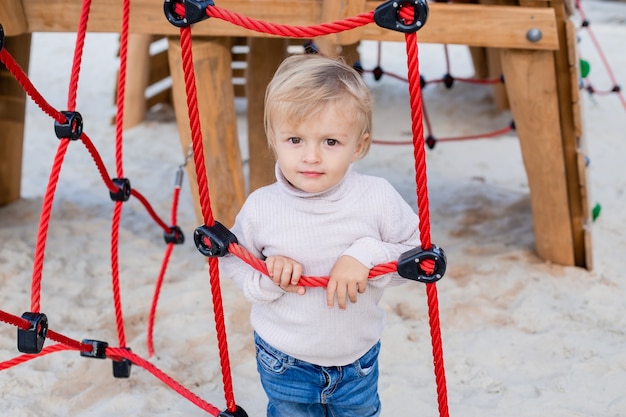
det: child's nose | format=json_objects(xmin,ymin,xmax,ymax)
[{"xmin": 302, "ymin": 144, "xmax": 321, "ymax": 163}]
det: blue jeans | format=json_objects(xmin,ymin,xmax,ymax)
[{"xmin": 254, "ymin": 332, "xmax": 381, "ymax": 417}]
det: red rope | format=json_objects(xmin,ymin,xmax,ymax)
[
  {"xmin": 173, "ymin": 2, "xmax": 374, "ymax": 38},
  {"xmin": 106, "ymin": 347, "xmax": 222, "ymax": 416},
  {"xmin": 67, "ymin": 0, "xmax": 93, "ymax": 110},
  {"xmin": 177, "ymin": 26, "xmax": 236, "ymax": 413},
  {"xmin": 576, "ymin": 0, "xmax": 626, "ymax": 110},
  {"xmin": 30, "ymin": 140, "xmax": 70, "ymax": 312},
  {"xmin": 405, "ymin": 32, "xmax": 449, "ymax": 417},
  {"xmin": 0, "ymin": 49, "xmax": 66, "ymax": 124},
  {"xmin": 228, "ymin": 243, "xmax": 398, "ymax": 287},
  {"xmin": 107, "ymin": 0, "xmax": 132, "ymax": 349},
  {"xmin": 110, "ymin": 202, "xmax": 127, "ymax": 347},
  {"xmin": 0, "ymin": 344, "xmax": 76, "ymax": 371},
  {"xmin": 0, "ymin": 308, "xmax": 223, "ymax": 415},
  {"xmin": 147, "ymin": 243, "xmax": 174, "ymax": 357},
  {"xmin": 372, "ymin": 125, "xmax": 514, "ymax": 145}
]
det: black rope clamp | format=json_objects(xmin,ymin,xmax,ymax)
[
  {"xmin": 397, "ymin": 245, "xmax": 446, "ymax": 283},
  {"xmin": 374, "ymin": 0, "xmax": 429, "ymax": 34},
  {"xmin": 164, "ymin": 225, "xmax": 185, "ymax": 244},
  {"xmin": 54, "ymin": 111, "xmax": 83, "ymax": 141},
  {"xmin": 17, "ymin": 312, "xmax": 48, "ymax": 354},
  {"xmin": 193, "ymin": 221, "xmax": 238, "ymax": 257},
  {"xmin": 80, "ymin": 339, "xmax": 109, "ymax": 359},
  {"xmin": 112, "ymin": 347, "xmax": 132, "ymax": 378},
  {"xmin": 218, "ymin": 405, "xmax": 250, "ymax": 417},
  {"xmin": 109, "ymin": 178, "xmax": 131, "ymax": 202},
  {"xmin": 164, "ymin": 0, "xmax": 213, "ymax": 27}
]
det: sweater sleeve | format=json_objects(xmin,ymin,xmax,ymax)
[
  {"xmin": 341, "ymin": 178, "xmax": 422, "ymax": 288},
  {"xmin": 218, "ymin": 194, "xmax": 286, "ymax": 304}
]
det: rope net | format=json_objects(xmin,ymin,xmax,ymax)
[{"xmin": 0, "ymin": 1, "xmax": 452, "ymax": 415}]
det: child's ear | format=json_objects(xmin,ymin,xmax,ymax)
[{"xmin": 353, "ymin": 133, "xmax": 369, "ymax": 161}]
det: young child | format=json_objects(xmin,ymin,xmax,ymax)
[{"xmin": 219, "ymin": 54, "xmax": 421, "ymax": 417}]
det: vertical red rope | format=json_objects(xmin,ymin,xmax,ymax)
[
  {"xmin": 110, "ymin": 201, "xmax": 126, "ymax": 347},
  {"xmin": 405, "ymin": 33, "xmax": 450, "ymax": 417},
  {"xmin": 178, "ymin": 26, "xmax": 236, "ymax": 412},
  {"xmin": 67, "ymin": 0, "xmax": 92, "ymax": 110},
  {"xmin": 107, "ymin": 0, "xmax": 131, "ymax": 348},
  {"xmin": 30, "ymin": 0, "xmax": 94, "ymax": 312},
  {"xmin": 147, "ymin": 243, "xmax": 174, "ymax": 357},
  {"xmin": 178, "ymin": 29, "xmax": 215, "ymax": 227},
  {"xmin": 114, "ymin": 0, "xmax": 130, "ymax": 179},
  {"xmin": 29, "ymin": 140, "xmax": 70, "ymax": 312}
]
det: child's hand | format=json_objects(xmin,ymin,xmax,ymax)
[
  {"xmin": 265, "ymin": 256, "xmax": 306, "ymax": 295},
  {"xmin": 327, "ymin": 255, "xmax": 369, "ymax": 310}
]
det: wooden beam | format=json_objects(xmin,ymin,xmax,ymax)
[
  {"xmin": 245, "ymin": 37, "xmax": 287, "ymax": 193},
  {"xmin": 21, "ymin": 1, "xmax": 559, "ymax": 50},
  {"xmin": 500, "ymin": 48, "xmax": 575, "ymax": 266},
  {"xmin": 167, "ymin": 36, "xmax": 245, "ymax": 227},
  {"xmin": 549, "ymin": 0, "xmax": 590, "ymax": 268},
  {"xmin": 122, "ymin": 34, "xmax": 152, "ymax": 129},
  {"xmin": 0, "ymin": 0, "xmax": 28, "ymax": 35},
  {"xmin": 0, "ymin": 34, "xmax": 31, "ymax": 206}
]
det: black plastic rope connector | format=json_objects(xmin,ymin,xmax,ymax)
[
  {"xmin": 80, "ymin": 339, "xmax": 109, "ymax": 359},
  {"xmin": 112, "ymin": 347, "xmax": 132, "ymax": 378},
  {"xmin": 164, "ymin": 0, "xmax": 213, "ymax": 27},
  {"xmin": 54, "ymin": 111, "xmax": 83, "ymax": 141},
  {"xmin": 0, "ymin": 24, "xmax": 5, "ymax": 51},
  {"xmin": 425, "ymin": 135, "xmax": 437, "ymax": 150},
  {"xmin": 109, "ymin": 178, "xmax": 131, "ymax": 202},
  {"xmin": 218, "ymin": 405, "xmax": 250, "ymax": 417},
  {"xmin": 397, "ymin": 245, "xmax": 447, "ymax": 283},
  {"xmin": 372, "ymin": 66, "xmax": 384, "ymax": 81},
  {"xmin": 443, "ymin": 73, "xmax": 454, "ymax": 89},
  {"xmin": 193, "ymin": 221, "xmax": 238, "ymax": 257},
  {"xmin": 17, "ymin": 312, "xmax": 48, "ymax": 354},
  {"xmin": 374, "ymin": 0, "xmax": 429, "ymax": 34},
  {"xmin": 164, "ymin": 225, "xmax": 185, "ymax": 244}
]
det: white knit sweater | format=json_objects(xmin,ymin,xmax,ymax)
[{"xmin": 219, "ymin": 165, "xmax": 421, "ymax": 366}]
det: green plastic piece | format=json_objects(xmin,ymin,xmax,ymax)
[
  {"xmin": 592, "ymin": 203, "xmax": 601, "ymax": 222},
  {"xmin": 579, "ymin": 59, "xmax": 591, "ymax": 78}
]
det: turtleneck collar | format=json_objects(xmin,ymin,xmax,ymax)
[{"xmin": 274, "ymin": 163, "xmax": 355, "ymax": 203}]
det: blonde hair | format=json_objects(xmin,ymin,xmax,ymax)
[{"xmin": 264, "ymin": 54, "xmax": 373, "ymax": 159}]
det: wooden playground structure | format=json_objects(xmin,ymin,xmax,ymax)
[{"xmin": 0, "ymin": 0, "xmax": 592, "ymax": 269}]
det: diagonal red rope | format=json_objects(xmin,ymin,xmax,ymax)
[
  {"xmin": 405, "ymin": 32, "xmax": 449, "ymax": 417},
  {"xmin": 0, "ymin": 308, "xmax": 222, "ymax": 416}
]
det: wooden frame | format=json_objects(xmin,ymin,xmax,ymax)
[{"xmin": 0, "ymin": 0, "xmax": 592, "ymax": 269}]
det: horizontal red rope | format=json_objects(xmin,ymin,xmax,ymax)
[
  {"xmin": 227, "ymin": 243, "xmax": 399, "ymax": 287},
  {"xmin": 172, "ymin": 2, "xmax": 375, "ymax": 38},
  {"xmin": 372, "ymin": 124, "xmax": 514, "ymax": 146}
]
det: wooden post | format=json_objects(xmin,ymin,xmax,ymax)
[
  {"xmin": 469, "ymin": 47, "xmax": 490, "ymax": 79},
  {"xmin": 167, "ymin": 36, "xmax": 245, "ymax": 227},
  {"xmin": 245, "ymin": 37, "xmax": 288, "ymax": 192},
  {"xmin": 0, "ymin": 0, "xmax": 28, "ymax": 36},
  {"xmin": 122, "ymin": 34, "xmax": 152, "ymax": 129},
  {"xmin": 548, "ymin": 0, "xmax": 591, "ymax": 268},
  {"xmin": 0, "ymin": 34, "xmax": 31, "ymax": 206},
  {"xmin": 500, "ymin": 48, "xmax": 575, "ymax": 266}
]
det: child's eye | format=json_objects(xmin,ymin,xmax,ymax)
[
  {"xmin": 325, "ymin": 139, "xmax": 338, "ymax": 146},
  {"xmin": 288, "ymin": 137, "xmax": 301, "ymax": 144}
]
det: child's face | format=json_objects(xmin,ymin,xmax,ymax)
[{"xmin": 272, "ymin": 102, "xmax": 367, "ymax": 193}]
